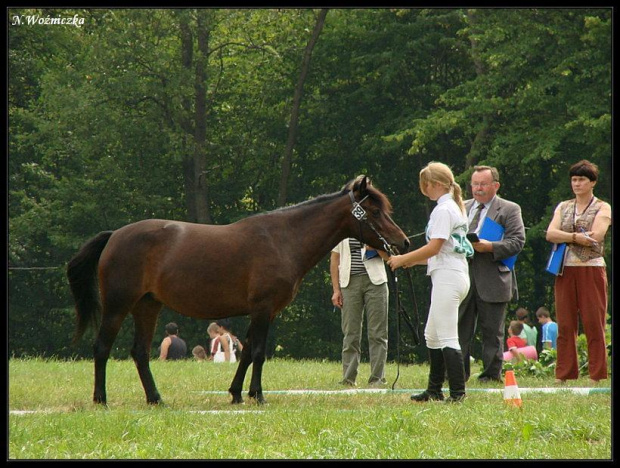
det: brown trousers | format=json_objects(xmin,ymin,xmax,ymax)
[{"xmin": 554, "ymin": 266, "xmax": 608, "ymax": 381}]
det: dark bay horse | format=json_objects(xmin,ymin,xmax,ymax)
[{"xmin": 67, "ymin": 176, "xmax": 409, "ymax": 405}]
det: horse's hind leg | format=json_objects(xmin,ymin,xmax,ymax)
[
  {"xmin": 130, "ymin": 295, "xmax": 164, "ymax": 405},
  {"xmin": 93, "ymin": 302, "xmax": 130, "ymax": 405}
]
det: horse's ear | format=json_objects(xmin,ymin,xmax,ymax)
[{"xmin": 359, "ymin": 176, "xmax": 369, "ymax": 196}]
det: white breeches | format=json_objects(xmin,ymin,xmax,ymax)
[{"xmin": 425, "ymin": 269, "xmax": 470, "ymax": 350}]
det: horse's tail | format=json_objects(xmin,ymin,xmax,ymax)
[{"xmin": 67, "ymin": 231, "xmax": 114, "ymax": 344}]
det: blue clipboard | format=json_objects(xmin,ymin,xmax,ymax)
[
  {"xmin": 545, "ymin": 243, "xmax": 567, "ymax": 276},
  {"xmin": 477, "ymin": 217, "xmax": 518, "ymax": 270},
  {"xmin": 364, "ymin": 249, "xmax": 379, "ymax": 260}
]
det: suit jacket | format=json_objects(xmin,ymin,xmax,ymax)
[{"xmin": 466, "ymin": 196, "xmax": 525, "ymax": 303}]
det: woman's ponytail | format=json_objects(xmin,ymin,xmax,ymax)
[{"xmin": 451, "ymin": 182, "xmax": 466, "ymax": 215}]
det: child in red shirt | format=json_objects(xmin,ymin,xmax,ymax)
[
  {"xmin": 507, "ymin": 321, "xmax": 527, "ymax": 351},
  {"xmin": 503, "ymin": 320, "xmax": 538, "ymax": 362}
]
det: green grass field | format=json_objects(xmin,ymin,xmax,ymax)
[{"xmin": 8, "ymin": 358, "xmax": 611, "ymax": 459}]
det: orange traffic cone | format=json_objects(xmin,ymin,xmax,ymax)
[{"xmin": 503, "ymin": 370, "xmax": 522, "ymax": 407}]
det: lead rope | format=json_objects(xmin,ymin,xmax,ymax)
[
  {"xmin": 347, "ymin": 189, "xmax": 421, "ymax": 390},
  {"xmin": 357, "ymin": 210, "xmax": 421, "ymax": 390},
  {"xmin": 387, "ymin": 267, "xmax": 402, "ymax": 390},
  {"xmin": 387, "ymin": 267, "xmax": 421, "ymax": 390}
]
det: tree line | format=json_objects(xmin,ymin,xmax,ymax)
[{"xmin": 8, "ymin": 8, "xmax": 611, "ymax": 361}]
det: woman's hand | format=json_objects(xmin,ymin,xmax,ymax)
[
  {"xmin": 577, "ymin": 230, "xmax": 598, "ymax": 247},
  {"xmin": 387, "ymin": 255, "xmax": 407, "ymax": 271}
]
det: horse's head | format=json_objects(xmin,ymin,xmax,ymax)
[{"xmin": 345, "ymin": 175, "xmax": 410, "ymax": 254}]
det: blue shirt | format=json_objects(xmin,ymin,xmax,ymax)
[{"xmin": 542, "ymin": 321, "xmax": 558, "ymax": 349}]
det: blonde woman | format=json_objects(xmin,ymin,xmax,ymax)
[
  {"xmin": 208, "ymin": 321, "xmax": 236, "ymax": 363},
  {"xmin": 388, "ymin": 162, "xmax": 472, "ymax": 403}
]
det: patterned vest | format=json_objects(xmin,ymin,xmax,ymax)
[{"xmin": 559, "ymin": 197, "xmax": 604, "ymax": 262}]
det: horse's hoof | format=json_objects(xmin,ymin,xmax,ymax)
[
  {"xmin": 148, "ymin": 399, "xmax": 165, "ymax": 407},
  {"xmin": 230, "ymin": 394, "xmax": 244, "ymax": 405},
  {"xmin": 248, "ymin": 392, "xmax": 266, "ymax": 405},
  {"xmin": 93, "ymin": 396, "xmax": 107, "ymax": 406}
]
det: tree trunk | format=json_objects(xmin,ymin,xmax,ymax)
[
  {"xmin": 179, "ymin": 9, "xmax": 212, "ymax": 224},
  {"xmin": 465, "ymin": 9, "xmax": 490, "ymax": 169},
  {"xmin": 179, "ymin": 12, "xmax": 197, "ymax": 222},
  {"xmin": 277, "ymin": 9, "xmax": 328, "ymax": 207},
  {"xmin": 193, "ymin": 10, "xmax": 212, "ymax": 224}
]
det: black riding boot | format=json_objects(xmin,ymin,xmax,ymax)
[
  {"xmin": 442, "ymin": 347, "xmax": 466, "ymax": 403},
  {"xmin": 411, "ymin": 348, "xmax": 445, "ymax": 402}
]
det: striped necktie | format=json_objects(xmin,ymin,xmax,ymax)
[{"xmin": 468, "ymin": 203, "xmax": 485, "ymax": 233}]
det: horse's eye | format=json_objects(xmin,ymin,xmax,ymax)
[{"xmin": 372, "ymin": 209, "xmax": 381, "ymax": 218}]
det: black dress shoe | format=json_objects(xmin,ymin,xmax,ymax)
[
  {"xmin": 411, "ymin": 390, "xmax": 444, "ymax": 402},
  {"xmin": 478, "ymin": 376, "xmax": 503, "ymax": 384}
]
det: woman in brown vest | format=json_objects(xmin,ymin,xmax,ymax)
[{"xmin": 545, "ymin": 160, "xmax": 611, "ymax": 384}]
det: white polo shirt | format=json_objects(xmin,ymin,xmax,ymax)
[{"xmin": 426, "ymin": 194, "xmax": 470, "ymax": 275}]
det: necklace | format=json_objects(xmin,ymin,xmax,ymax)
[{"xmin": 573, "ymin": 196, "xmax": 595, "ymax": 230}]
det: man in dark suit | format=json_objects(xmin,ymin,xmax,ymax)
[{"xmin": 458, "ymin": 166, "xmax": 526, "ymax": 383}]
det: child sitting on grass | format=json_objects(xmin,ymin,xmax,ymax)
[{"xmin": 503, "ymin": 320, "xmax": 538, "ymax": 362}]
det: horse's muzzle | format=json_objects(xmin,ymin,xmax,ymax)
[{"xmin": 391, "ymin": 238, "xmax": 410, "ymax": 255}]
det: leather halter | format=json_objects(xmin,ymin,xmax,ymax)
[{"xmin": 348, "ymin": 190, "xmax": 395, "ymax": 256}]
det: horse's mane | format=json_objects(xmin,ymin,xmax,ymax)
[
  {"xmin": 246, "ymin": 177, "xmax": 393, "ymax": 219},
  {"xmin": 268, "ymin": 190, "xmax": 345, "ymax": 214}
]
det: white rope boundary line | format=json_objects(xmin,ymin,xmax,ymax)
[
  {"xmin": 10, "ymin": 387, "xmax": 609, "ymax": 415},
  {"xmin": 191, "ymin": 387, "xmax": 609, "ymax": 396},
  {"xmin": 10, "ymin": 409, "xmax": 267, "ymax": 416}
]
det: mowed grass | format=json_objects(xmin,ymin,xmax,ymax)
[{"xmin": 8, "ymin": 358, "xmax": 611, "ymax": 459}]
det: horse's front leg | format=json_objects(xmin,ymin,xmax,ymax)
[
  {"xmin": 248, "ymin": 351, "xmax": 267, "ymax": 405},
  {"xmin": 228, "ymin": 313, "xmax": 270, "ymax": 405},
  {"xmin": 246, "ymin": 314, "xmax": 270, "ymax": 405},
  {"xmin": 229, "ymin": 338, "xmax": 253, "ymax": 404}
]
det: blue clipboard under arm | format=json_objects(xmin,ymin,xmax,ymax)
[
  {"xmin": 545, "ymin": 243, "xmax": 567, "ymax": 276},
  {"xmin": 477, "ymin": 217, "xmax": 518, "ymax": 270}
]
